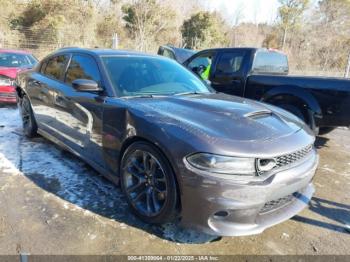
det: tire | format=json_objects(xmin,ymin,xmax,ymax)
[
  {"xmin": 120, "ymin": 141, "xmax": 178, "ymax": 224},
  {"xmin": 20, "ymin": 95, "xmax": 38, "ymax": 138},
  {"xmin": 278, "ymin": 104, "xmax": 306, "ymax": 122},
  {"xmin": 278, "ymin": 104, "xmax": 319, "ymax": 135}
]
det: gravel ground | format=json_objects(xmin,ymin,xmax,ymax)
[{"xmin": 0, "ymin": 106, "xmax": 349, "ymax": 255}]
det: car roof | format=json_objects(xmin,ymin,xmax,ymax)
[
  {"xmin": 160, "ymin": 45, "xmax": 197, "ymax": 63},
  {"xmin": 197, "ymin": 47, "xmax": 287, "ymax": 55},
  {"xmin": 199, "ymin": 47, "xmax": 260, "ymax": 53},
  {"xmin": 0, "ymin": 49, "xmax": 32, "ymax": 54},
  {"xmin": 52, "ymin": 47, "xmax": 158, "ymax": 58}
]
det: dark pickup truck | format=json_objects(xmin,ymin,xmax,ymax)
[{"xmin": 158, "ymin": 46, "xmax": 350, "ymax": 135}]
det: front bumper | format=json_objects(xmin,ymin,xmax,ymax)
[
  {"xmin": 0, "ymin": 86, "xmax": 16, "ymax": 103},
  {"xmin": 179, "ymin": 150, "xmax": 318, "ymax": 236}
]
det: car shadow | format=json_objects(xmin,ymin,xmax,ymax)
[
  {"xmin": 292, "ymin": 197, "xmax": 350, "ymax": 234},
  {"xmin": 0, "ymin": 103, "xmax": 17, "ymax": 109},
  {"xmin": 18, "ymin": 135, "xmax": 349, "ymax": 242},
  {"xmin": 19, "ymin": 137, "xmax": 220, "ymax": 244},
  {"xmin": 314, "ymin": 136, "xmax": 330, "ymax": 149}
]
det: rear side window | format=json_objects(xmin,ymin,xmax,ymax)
[
  {"xmin": 39, "ymin": 60, "xmax": 48, "ymax": 74},
  {"xmin": 65, "ymin": 55, "xmax": 101, "ymax": 86},
  {"xmin": 44, "ymin": 55, "xmax": 69, "ymax": 80},
  {"xmin": 252, "ymin": 51, "xmax": 288, "ymax": 74},
  {"xmin": 162, "ymin": 49, "xmax": 175, "ymax": 60},
  {"xmin": 216, "ymin": 52, "xmax": 244, "ymax": 74}
]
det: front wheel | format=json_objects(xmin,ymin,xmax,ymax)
[
  {"xmin": 120, "ymin": 141, "xmax": 179, "ymax": 224},
  {"xmin": 20, "ymin": 96, "xmax": 38, "ymax": 138}
]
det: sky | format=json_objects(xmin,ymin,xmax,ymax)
[{"xmin": 203, "ymin": 0, "xmax": 280, "ymax": 25}]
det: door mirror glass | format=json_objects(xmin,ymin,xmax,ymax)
[{"xmin": 72, "ymin": 79, "xmax": 102, "ymax": 92}]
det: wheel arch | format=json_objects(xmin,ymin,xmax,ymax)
[{"xmin": 261, "ymin": 86, "xmax": 322, "ymax": 118}]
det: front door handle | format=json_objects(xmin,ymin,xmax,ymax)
[{"xmin": 231, "ymin": 79, "xmax": 241, "ymax": 84}]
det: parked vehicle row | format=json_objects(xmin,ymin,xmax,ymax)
[
  {"xmin": 158, "ymin": 45, "xmax": 350, "ymax": 135},
  {"xmin": 0, "ymin": 49, "xmax": 37, "ymax": 103},
  {"xmin": 16, "ymin": 47, "xmax": 318, "ymax": 236}
]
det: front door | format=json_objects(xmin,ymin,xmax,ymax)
[
  {"xmin": 52, "ymin": 53, "xmax": 105, "ymax": 166},
  {"xmin": 210, "ymin": 52, "xmax": 246, "ymax": 97}
]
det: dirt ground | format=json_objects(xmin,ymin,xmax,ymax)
[{"xmin": 0, "ymin": 106, "xmax": 349, "ymax": 255}]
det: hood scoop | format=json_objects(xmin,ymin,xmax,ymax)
[{"xmin": 244, "ymin": 109, "xmax": 273, "ymax": 119}]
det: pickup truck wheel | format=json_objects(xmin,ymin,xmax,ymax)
[
  {"xmin": 278, "ymin": 104, "xmax": 319, "ymax": 135},
  {"xmin": 319, "ymin": 127, "xmax": 335, "ymax": 135},
  {"xmin": 279, "ymin": 104, "xmax": 306, "ymax": 122}
]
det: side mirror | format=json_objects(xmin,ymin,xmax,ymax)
[
  {"xmin": 72, "ymin": 79, "xmax": 102, "ymax": 92},
  {"xmin": 204, "ymin": 79, "xmax": 211, "ymax": 86}
]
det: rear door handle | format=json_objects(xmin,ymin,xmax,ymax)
[{"xmin": 31, "ymin": 80, "xmax": 42, "ymax": 86}]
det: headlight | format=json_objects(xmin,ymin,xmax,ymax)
[
  {"xmin": 186, "ymin": 153, "xmax": 256, "ymax": 176},
  {"xmin": 0, "ymin": 76, "xmax": 13, "ymax": 86}
]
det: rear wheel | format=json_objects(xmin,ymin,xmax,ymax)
[
  {"xmin": 319, "ymin": 127, "xmax": 335, "ymax": 135},
  {"xmin": 278, "ymin": 104, "xmax": 306, "ymax": 122},
  {"xmin": 120, "ymin": 141, "xmax": 178, "ymax": 224},
  {"xmin": 278, "ymin": 104, "xmax": 319, "ymax": 135},
  {"xmin": 20, "ymin": 96, "xmax": 37, "ymax": 138}
]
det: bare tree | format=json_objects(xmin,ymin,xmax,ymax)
[{"xmin": 278, "ymin": 0, "xmax": 309, "ymax": 50}]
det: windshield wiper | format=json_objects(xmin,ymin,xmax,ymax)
[
  {"xmin": 123, "ymin": 94, "xmax": 154, "ymax": 98},
  {"xmin": 173, "ymin": 91, "xmax": 203, "ymax": 96}
]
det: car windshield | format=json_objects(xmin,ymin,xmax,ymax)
[
  {"xmin": 102, "ymin": 56, "xmax": 212, "ymax": 97},
  {"xmin": 0, "ymin": 53, "xmax": 38, "ymax": 68}
]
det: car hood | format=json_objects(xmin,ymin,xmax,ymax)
[
  {"xmin": 130, "ymin": 93, "xmax": 305, "ymax": 142},
  {"xmin": 0, "ymin": 67, "xmax": 22, "ymax": 79}
]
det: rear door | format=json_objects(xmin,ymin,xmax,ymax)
[
  {"xmin": 210, "ymin": 51, "xmax": 246, "ymax": 97},
  {"xmin": 27, "ymin": 54, "xmax": 69, "ymax": 134},
  {"xmin": 52, "ymin": 53, "xmax": 106, "ymax": 165}
]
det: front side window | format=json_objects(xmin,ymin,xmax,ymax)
[
  {"xmin": 102, "ymin": 56, "xmax": 211, "ymax": 97},
  {"xmin": 0, "ymin": 53, "xmax": 38, "ymax": 68},
  {"xmin": 44, "ymin": 55, "xmax": 69, "ymax": 80},
  {"xmin": 65, "ymin": 55, "xmax": 101, "ymax": 85},
  {"xmin": 187, "ymin": 53, "xmax": 213, "ymax": 80},
  {"xmin": 216, "ymin": 53, "xmax": 244, "ymax": 74}
]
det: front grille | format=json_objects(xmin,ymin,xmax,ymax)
[
  {"xmin": 260, "ymin": 193, "xmax": 295, "ymax": 214},
  {"xmin": 275, "ymin": 144, "xmax": 313, "ymax": 168},
  {"xmin": 0, "ymin": 92, "xmax": 16, "ymax": 98},
  {"xmin": 257, "ymin": 144, "xmax": 313, "ymax": 175}
]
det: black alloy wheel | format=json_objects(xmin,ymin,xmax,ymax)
[
  {"xmin": 20, "ymin": 96, "xmax": 37, "ymax": 138},
  {"xmin": 120, "ymin": 142, "xmax": 178, "ymax": 224}
]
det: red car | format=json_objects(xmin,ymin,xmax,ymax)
[{"xmin": 0, "ymin": 49, "xmax": 38, "ymax": 103}]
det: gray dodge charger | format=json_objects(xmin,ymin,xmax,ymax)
[{"xmin": 16, "ymin": 48, "xmax": 318, "ymax": 236}]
